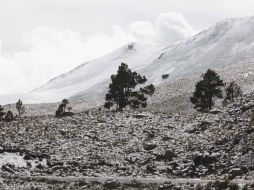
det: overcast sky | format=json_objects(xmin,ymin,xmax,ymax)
[{"xmin": 0, "ymin": 0, "xmax": 254, "ymax": 94}]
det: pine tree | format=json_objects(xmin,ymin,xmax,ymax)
[
  {"xmin": 105, "ymin": 63, "xmax": 155, "ymax": 110},
  {"xmin": 190, "ymin": 69, "xmax": 224, "ymax": 112},
  {"xmin": 16, "ymin": 99, "xmax": 25, "ymax": 118},
  {"xmin": 223, "ymin": 81, "xmax": 242, "ymax": 105}
]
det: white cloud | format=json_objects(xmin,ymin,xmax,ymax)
[
  {"xmin": 130, "ymin": 21, "xmax": 155, "ymax": 44},
  {"xmin": 0, "ymin": 26, "xmax": 133, "ymax": 94},
  {"xmin": 155, "ymin": 12, "xmax": 194, "ymax": 44},
  {"xmin": 130, "ymin": 12, "xmax": 194, "ymax": 45},
  {"xmin": 0, "ymin": 12, "xmax": 193, "ymax": 95}
]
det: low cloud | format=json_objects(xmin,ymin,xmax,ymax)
[
  {"xmin": 131, "ymin": 12, "xmax": 194, "ymax": 44},
  {"xmin": 155, "ymin": 12, "xmax": 194, "ymax": 44},
  {"xmin": 0, "ymin": 26, "xmax": 133, "ymax": 94},
  {"xmin": 0, "ymin": 12, "xmax": 193, "ymax": 95},
  {"xmin": 130, "ymin": 21, "xmax": 155, "ymax": 43}
]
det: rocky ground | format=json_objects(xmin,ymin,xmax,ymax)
[{"xmin": 0, "ymin": 90, "xmax": 254, "ymax": 189}]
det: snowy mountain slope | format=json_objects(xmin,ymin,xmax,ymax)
[
  {"xmin": 143, "ymin": 17, "xmax": 254, "ymax": 84},
  {"xmin": 31, "ymin": 16, "xmax": 254, "ymax": 102},
  {"xmin": 33, "ymin": 43, "xmax": 163, "ymax": 101}
]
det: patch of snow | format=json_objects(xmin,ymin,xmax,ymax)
[
  {"xmin": 0, "ymin": 152, "xmax": 47, "ymax": 169},
  {"xmin": 0, "ymin": 152, "xmax": 27, "ymax": 168},
  {"xmin": 243, "ymin": 71, "xmax": 254, "ymax": 78}
]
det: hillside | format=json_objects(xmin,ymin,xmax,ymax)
[
  {"xmin": 1, "ymin": 91, "xmax": 254, "ymax": 189},
  {"xmin": 30, "ymin": 16, "xmax": 254, "ymax": 103},
  {"xmin": 32, "ymin": 43, "xmax": 162, "ymax": 102}
]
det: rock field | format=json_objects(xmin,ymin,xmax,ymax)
[{"xmin": 1, "ymin": 92, "xmax": 254, "ymax": 189}]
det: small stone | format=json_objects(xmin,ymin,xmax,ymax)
[
  {"xmin": 143, "ymin": 143, "xmax": 157, "ymax": 151},
  {"xmin": 104, "ymin": 179, "xmax": 120, "ymax": 189},
  {"xmin": 133, "ymin": 114, "xmax": 147, "ymax": 118}
]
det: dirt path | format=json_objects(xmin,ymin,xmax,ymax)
[{"xmin": 8, "ymin": 175, "xmax": 254, "ymax": 185}]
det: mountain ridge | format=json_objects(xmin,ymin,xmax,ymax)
[
  {"xmin": 2, "ymin": 16, "xmax": 254, "ymax": 104},
  {"xmin": 33, "ymin": 16, "xmax": 254, "ymax": 102}
]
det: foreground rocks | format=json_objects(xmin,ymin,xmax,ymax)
[{"xmin": 1, "ymin": 93, "xmax": 254, "ymax": 188}]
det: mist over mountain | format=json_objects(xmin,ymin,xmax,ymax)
[
  {"xmin": 0, "ymin": 16, "xmax": 254, "ymax": 104},
  {"xmin": 30, "ymin": 16, "xmax": 254, "ymax": 103}
]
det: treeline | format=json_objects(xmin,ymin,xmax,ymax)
[{"xmin": 0, "ymin": 64, "xmax": 244, "ymax": 122}]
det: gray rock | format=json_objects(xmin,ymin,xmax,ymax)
[
  {"xmin": 133, "ymin": 114, "xmax": 147, "ymax": 118},
  {"xmin": 104, "ymin": 179, "xmax": 120, "ymax": 189},
  {"xmin": 143, "ymin": 143, "xmax": 157, "ymax": 151},
  {"xmin": 229, "ymin": 168, "xmax": 243, "ymax": 176}
]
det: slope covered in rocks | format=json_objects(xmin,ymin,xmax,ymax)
[{"xmin": 1, "ymin": 92, "xmax": 254, "ymax": 189}]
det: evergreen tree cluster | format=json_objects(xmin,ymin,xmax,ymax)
[
  {"xmin": 0, "ymin": 64, "xmax": 244, "ymax": 117},
  {"xmin": 190, "ymin": 69, "xmax": 242, "ymax": 112}
]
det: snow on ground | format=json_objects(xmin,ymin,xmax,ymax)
[
  {"xmin": 2, "ymin": 16, "xmax": 254, "ymax": 105},
  {"xmin": 29, "ymin": 16, "xmax": 254, "ymax": 103},
  {"xmin": 0, "ymin": 152, "xmax": 27, "ymax": 168},
  {"xmin": 0, "ymin": 152, "xmax": 47, "ymax": 169},
  {"xmin": 32, "ymin": 43, "xmax": 163, "ymax": 102}
]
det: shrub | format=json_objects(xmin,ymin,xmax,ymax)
[
  {"xmin": 55, "ymin": 99, "xmax": 74, "ymax": 117},
  {"xmin": 162, "ymin": 74, "xmax": 169, "ymax": 80},
  {"xmin": 195, "ymin": 184, "xmax": 203, "ymax": 190},
  {"xmin": 214, "ymin": 180, "xmax": 229, "ymax": 190},
  {"xmin": 5, "ymin": 111, "xmax": 14, "ymax": 122},
  {"xmin": 223, "ymin": 81, "xmax": 242, "ymax": 105},
  {"xmin": 229, "ymin": 183, "xmax": 239, "ymax": 190}
]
